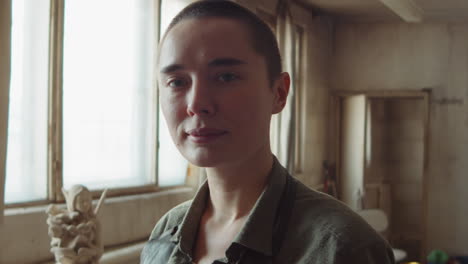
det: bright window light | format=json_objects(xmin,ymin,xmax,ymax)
[
  {"xmin": 62, "ymin": 0, "xmax": 156, "ymax": 190},
  {"xmin": 5, "ymin": 0, "xmax": 50, "ymax": 203}
]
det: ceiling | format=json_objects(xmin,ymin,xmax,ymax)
[{"xmin": 296, "ymin": 0, "xmax": 468, "ymax": 22}]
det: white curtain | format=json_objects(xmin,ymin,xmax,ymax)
[
  {"xmin": 0, "ymin": 0, "xmax": 12, "ymax": 223},
  {"xmin": 272, "ymin": 0, "xmax": 296, "ymax": 175}
]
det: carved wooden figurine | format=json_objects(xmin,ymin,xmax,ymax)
[{"xmin": 46, "ymin": 185, "xmax": 107, "ymax": 264}]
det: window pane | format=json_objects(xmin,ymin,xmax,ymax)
[
  {"xmin": 63, "ymin": 0, "xmax": 155, "ymax": 190},
  {"xmin": 5, "ymin": 0, "xmax": 50, "ymax": 203},
  {"xmin": 158, "ymin": 0, "xmax": 197, "ymax": 187}
]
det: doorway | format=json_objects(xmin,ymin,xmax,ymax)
[{"xmin": 332, "ymin": 91, "xmax": 430, "ymax": 261}]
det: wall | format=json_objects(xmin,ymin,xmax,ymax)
[{"xmin": 331, "ymin": 22, "xmax": 468, "ymax": 255}]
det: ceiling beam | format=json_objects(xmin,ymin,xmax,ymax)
[{"xmin": 378, "ymin": 0, "xmax": 424, "ymax": 22}]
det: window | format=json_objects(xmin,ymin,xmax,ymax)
[
  {"xmin": 62, "ymin": 0, "xmax": 156, "ymax": 190},
  {"xmin": 5, "ymin": 0, "xmax": 50, "ymax": 204},
  {"xmin": 5, "ymin": 0, "xmax": 190, "ymax": 205}
]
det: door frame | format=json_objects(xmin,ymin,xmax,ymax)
[{"xmin": 330, "ymin": 89, "xmax": 431, "ymax": 260}]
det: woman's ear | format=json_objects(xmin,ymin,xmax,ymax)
[{"xmin": 272, "ymin": 72, "xmax": 290, "ymax": 114}]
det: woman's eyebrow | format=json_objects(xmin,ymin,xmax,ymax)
[
  {"xmin": 160, "ymin": 64, "xmax": 184, "ymax": 74},
  {"xmin": 160, "ymin": 58, "xmax": 246, "ymax": 73},
  {"xmin": 208, "ymin": 57, "xmax": 247, "ymax": 67}
]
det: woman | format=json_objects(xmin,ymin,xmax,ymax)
[{"xmin": 141, "ymin": 1, "xmax": 395, "ymax": 263}]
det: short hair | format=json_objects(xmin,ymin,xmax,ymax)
[{"xmin": 161, "ymin": 0, "xmax": 282, "ymax": 85}]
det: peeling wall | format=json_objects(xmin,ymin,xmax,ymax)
[{"xmin": 331, "ymin": 22, "xmax": 468, "ymax": 255}]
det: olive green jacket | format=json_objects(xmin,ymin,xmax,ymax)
[{"xmin": 141, "ymin": 158, "xmax": 395, "ymax": 264}]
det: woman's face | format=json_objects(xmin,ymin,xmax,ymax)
[{"xmin": 158, "ymin": 17, "xmax": 287, "ymax": 168}]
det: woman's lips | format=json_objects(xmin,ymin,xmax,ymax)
[{"xmin": 186, "ymin": 128, "xmax": 228, "ymax": 143}]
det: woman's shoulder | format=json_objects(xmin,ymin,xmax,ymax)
[
  {"xmin": 291, "ymin": 180, "xmax": 387, "ymax": 246},
  {"xmin": 149, "ymin": 200, "xmax": 193, "ymax": 240},
  {"xmin": 278, "ymin": 180, "xmax": 395, "ymax": 263}
]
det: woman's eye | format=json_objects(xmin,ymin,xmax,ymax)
[
  {"xmin": 168, "ymin": 78, "xmax": 187, "ymax": 88},
  {"xmin": 217, "ymin": 73, "xmax": 239, "ymax": 83}
]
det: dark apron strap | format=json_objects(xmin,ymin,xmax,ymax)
[{"xmin": 272, "ymin": 174, "xmax": 297, "ymax": 256}]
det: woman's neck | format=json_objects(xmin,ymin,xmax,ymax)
[{"xmin": 204, "ymin": 150, "xmax": 274, "ymax": 223}]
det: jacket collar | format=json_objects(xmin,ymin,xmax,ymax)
[{"xmin": 173, "ymin": 156, "xmax": 288, "ymax": 258}]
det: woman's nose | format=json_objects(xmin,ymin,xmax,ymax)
[{"xmin": 186, "ymin": 79, "xmax": 216, "ymax": 117}]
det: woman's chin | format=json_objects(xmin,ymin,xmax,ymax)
[
  {"xmin": 183, "ymin": 151, "xmax": 228, "ymax": 168},
  {"xmin": 187, "ymin": 156, "xmax": 221, "ymax": 168}
]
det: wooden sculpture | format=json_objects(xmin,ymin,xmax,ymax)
[{"xmin": 46, "ymin": 185, "xmax": 107, "ymax": 264}]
